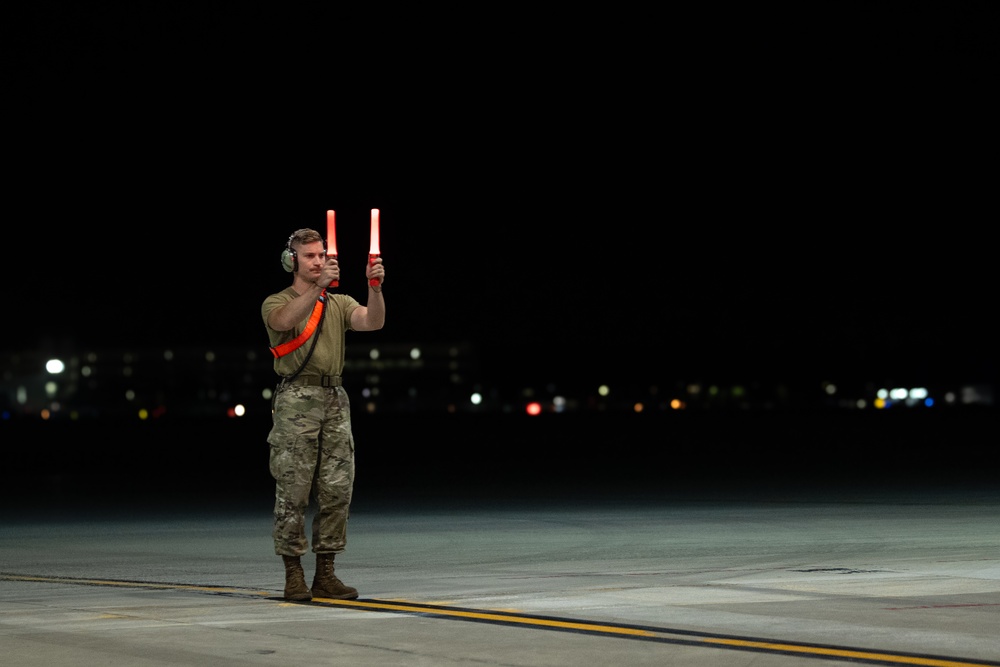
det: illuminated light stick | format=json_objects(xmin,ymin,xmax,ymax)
[
  {"xmin": 369, "ymin": 208, "xmax": 381, "ymax": 287},
  {"xmin": 326, "ymin": 210, "xmax": 339, "ymax": 288}
]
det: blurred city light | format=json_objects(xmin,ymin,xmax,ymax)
[{"xmin": 0, "ymin": 343, "xmax": 992, "ymax": 420}]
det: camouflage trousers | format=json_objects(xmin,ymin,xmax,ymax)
[{"xmin": 268, "ymin": 383, "xmax": 355, "ymax": 557}]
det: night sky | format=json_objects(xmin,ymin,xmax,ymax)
[{"xmin": 6, "ymin": 4, "xmax": 997, "ymax": 392}]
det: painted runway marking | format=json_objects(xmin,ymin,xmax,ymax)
[
  {"xmin": 884, "ymin": 603, "xmax": 1000, "ymax": 610},
  {"xmin": 4, "ymin": 573, "xmax": 998, "ymax": 667}
]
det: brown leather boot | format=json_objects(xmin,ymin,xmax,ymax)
[
  {"xmin": 282, "ymin": 555, "xmax": 312, "ymax": 601},
  {"xmin": 311, "ymin": 553, "xmax": 358, "ymax": 600}
]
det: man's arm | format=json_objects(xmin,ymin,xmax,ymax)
[
  {"xmin": 267, "ymin": 282, "xmax": 325, "ymax": 332},
  {"xmin": 350, "ymin": 258, "xmax": 385, "ymax": 332}
]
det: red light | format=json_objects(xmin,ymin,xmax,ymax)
[{"xmin": 525, "ymin": 402, "xmax": 542, "ymax": 416}]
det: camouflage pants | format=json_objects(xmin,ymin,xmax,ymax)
[{"xmin": 268, "ymin": 383, "xmax": 355, "ymax": 556}]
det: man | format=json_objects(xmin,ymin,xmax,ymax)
[{"xmin": 262, "ymin": 227, "xmax": 385, "ymax": 601}]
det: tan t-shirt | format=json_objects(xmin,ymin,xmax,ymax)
[{"xmin": 262, "ymin": 287, "xmax": 360, "ymax": 378}]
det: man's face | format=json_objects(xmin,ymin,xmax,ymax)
[{"xmin": 296, "ymin": 241, "xmax": 327, "ymax": 278}]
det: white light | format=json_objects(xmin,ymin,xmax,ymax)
[
  {"xmin": 369, "ymin": 348, "xmax": 380, "ymax": 360},
  {"xmin": 889, "ymin": 388, "xmax": 908, "ymax": 400},
  {"xmin": 45, "ymin": 359, "xmax": 65, "ymax": 374},
  {"xmin": 909, "ymin": 387, "xmax": 928, "ymax": 399},
  {"xmin": 409, "ymin": 347, "xmax": 421, "ymax": 360},
  {"xmin": 470, "ymin": 392, "xmax": 482, "ymax": 405},
  {"xmin": 234, "ymin": 404, "xmax": 246, "ymax": 417}
]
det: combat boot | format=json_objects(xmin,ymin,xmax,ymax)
[
  {"xmin": 312, "ymin": 553, "xmax": 359, "ymax": 600},
  {"xmin": 281, "ymin": 555, "xmax": 312, "ymax": 601}
]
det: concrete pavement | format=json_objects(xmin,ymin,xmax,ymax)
[{"xmin": 2, "ymin": 480, "xmax": 999, "ymax": 666}]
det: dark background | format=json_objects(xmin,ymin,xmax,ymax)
[
  {"xmin": 6, "ymin": 3, "xmax": 997, "ymax": 391},
  {"xmin": 2, "ymin": 5, "xmax": 996, "ymax": 509}
]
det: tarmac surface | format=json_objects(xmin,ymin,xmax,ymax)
[
  {"xmin": 2, "ymin": 407, "xmax": 999, "ymax": 665},
  {"xmin": 2, "ymin": 479, "xmax": 999, "ymax": 667}
]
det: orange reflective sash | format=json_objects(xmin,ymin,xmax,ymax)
[{"xmin": 270, "ymin": 292, "xmax": 325, "ymax": 359}]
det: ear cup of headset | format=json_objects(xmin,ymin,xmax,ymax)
[{"xmin": 280, "ymin": 232, "xmax": 297, "ymax": 272}]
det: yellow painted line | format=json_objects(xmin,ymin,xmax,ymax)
[
  {"xmin": 705, "ymin": 638, "xmax": 995, "ymax": 667},
  {"xmin": 318, "ymin": 599, "xmax": 999, "ymax": 666},
  {"xmin": 313, "ymin": 597, "xmax": 655, "ymax": 637},
  {"xmin": 6, "ymin": 573, "xmax": 998, "ymax": 667},
  {"xmin": 317, "ymin": 600, "xmax": 999, "ymax": 667}
]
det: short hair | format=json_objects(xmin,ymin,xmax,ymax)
[{"xmin": 289, "ymin": 228, "xmax": 324, "ymax": 251}]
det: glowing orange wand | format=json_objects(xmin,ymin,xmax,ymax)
[
  {"xmin": 369, "ymin": 208, "xmax": 381, "ymax": 287},
  {"xmin": 326, "ymin": 210, "xmax": 339, "ymax": 289}
]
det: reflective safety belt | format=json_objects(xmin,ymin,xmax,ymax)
[{"xmin": 270, "ymin": 291, "xmax": 326, "ymax": 359}]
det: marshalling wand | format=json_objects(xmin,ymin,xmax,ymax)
[
  {"xmin": 369, "ymin": 208, "xmax": 381, "ymax": 287},
  {"xmin": 326, "ymin": 209, "xmax": 339, "ymax": 289}
]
